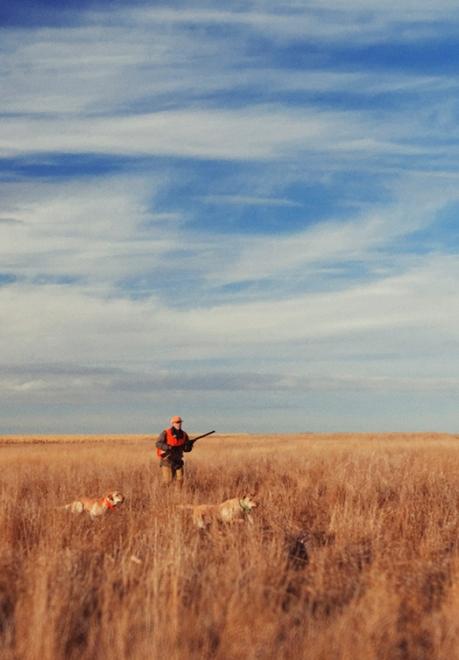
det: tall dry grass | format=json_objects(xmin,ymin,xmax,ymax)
[{"xmin": 1, "ymin": 433, "xmax": 459, "ymax": 660}]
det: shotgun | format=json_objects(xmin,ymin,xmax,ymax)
[
  {"xmin": 189, "ymin": 430, "xmax": 216, "ymax": 445},
  {"xmin": 157, "ymin": 430, "xmax": 216, "ymax": 459}
]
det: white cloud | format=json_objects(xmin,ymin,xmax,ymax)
[
  {"xmin": 0, "ymin": 250, "xmax": 457, "ymax": 362},
  {"xmin": 1, "ymin": 196, "xmax": 458, "ymax": 431},
  {"xmin": 0, "ymin": 176, "xmax": 182, "ymax": 286},
  {"xmin": 1, "ymin": 102, "xmax": 442, "ymax": 165},
  {"xmin": 3, "ymin": 22, "xmax": 457, "ymax": 124},
  {"xmin": 0, "ymin": 107, "xmax": 362, "ymax": 160},
  {"xmin": 1, "ymin": 169, "xmax": 457, "ymax": 303},
  {"xmin": 2, "ymin": 6, "xmax": 458, "ymax": 171},
  {"xmin": 261, "ymin": 69, "xmax": 459, "ymax": 96},
  {"xmin": 198, "ymin": 195, "xmax": 302, "ymax": 207},
  {"xmin": 129, "ymin": 5, "xmax": 459, "ymax": 44},
  {"xmin": 307, "ymin": 0, "xmax": 459, "ymax": 13},
  {"xmin": 208, "ymin": 189, "xmax": 448, "ymax": 287}
]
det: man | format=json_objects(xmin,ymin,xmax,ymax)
[{"xmin": 155, "ymin": 416, "xmax": 194, "ymax": 485}]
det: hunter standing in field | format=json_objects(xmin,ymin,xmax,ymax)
[{"xmin": 156, "ymin": 416, "xmax": 193, "ymax": 485}]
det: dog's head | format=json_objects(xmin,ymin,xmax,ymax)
[
  {"xmin": 106, "ymin": 491, "xmax": 125, "ymax": 506},
  {"xmin": 240, "ymin": 495, "xmax": 257, "ymax": 512}
]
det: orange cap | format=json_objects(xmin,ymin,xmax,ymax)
[{"xmin": 170, "ymin": 416, "xmax": 183, "ymax": 424}]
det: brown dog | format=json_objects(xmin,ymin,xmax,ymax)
[
  {"xmin": 62, "ymin": 491, "xmax": 125, "ymax": 519},
  {"xmin": 178, "ymin": 495, "xmax": 257, "ymax": 529}
]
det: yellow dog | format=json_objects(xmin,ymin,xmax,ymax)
[
  {"xmin": 62, "ymin": 491, "xmax": 125, "ymax": 519},
  {"xmin": 178, "ymin": 495, "xmax": 257, "ymax": 529}
]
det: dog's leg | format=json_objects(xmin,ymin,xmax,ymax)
[{"xmin": 193, "ymin": 513, "xmax": 206, "ymax": 529}]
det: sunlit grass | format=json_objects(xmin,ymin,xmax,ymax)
[{"xmin": 0, "ymin": 433, "xmax": 458, "ymax": 659}]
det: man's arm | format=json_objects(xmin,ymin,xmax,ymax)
[
  {"xmin": 155, "ymin": 430, "xmax": 169, "ymax": 452},
  {"xmin": 183, "ymin": 432, "xmax": 193, "ymax": 453}
]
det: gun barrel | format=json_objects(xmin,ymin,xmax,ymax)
[{"xmin": 190, "ymin": 430, "xmax": 215, "ymax": 443}]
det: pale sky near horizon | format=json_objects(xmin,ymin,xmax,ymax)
[{"xmin": 1, "ymin": 1, "xmax": 458, "ymax": 434}]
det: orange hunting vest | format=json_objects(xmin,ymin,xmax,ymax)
[{"xmin": 156, "ymin": 428, "xmax": 189, "ymax": 458}]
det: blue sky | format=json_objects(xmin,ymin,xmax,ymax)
[{"xmin": 1, "ymin": 1, "xmax": 458, "ymax": 434}]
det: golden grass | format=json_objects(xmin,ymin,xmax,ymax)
[{"xmin": 1, "ymin": 433, "xmax": 459, "ymax": 660}]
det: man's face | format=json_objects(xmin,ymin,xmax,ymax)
[{"xmin": 172, "ymin": 421, "xmax": 182, "ymax": 430}]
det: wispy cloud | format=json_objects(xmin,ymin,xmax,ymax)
[
  {"xmin": 199, "ymin": 195, "xmax": 302, "ymax": 208},
  {"xmin": 0, "ymin": 107, "xmax": 391, "ymax": 160}
]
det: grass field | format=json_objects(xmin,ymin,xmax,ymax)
[{"xmin": 1, "ymin": 432, "xmax": 459, "ymax": 660}]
